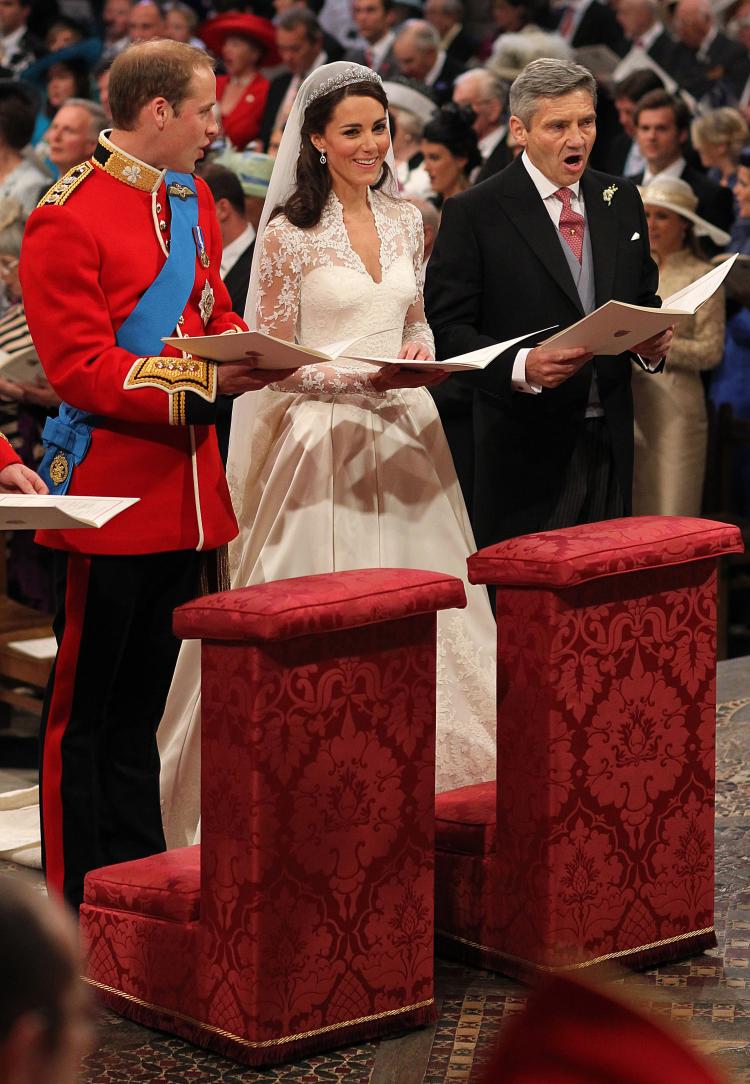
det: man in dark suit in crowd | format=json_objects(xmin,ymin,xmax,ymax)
[
  {"xmin": 554, "ymin": 0, "xmax": 627, "ymax": 56},
  {"xmin": 670, "ymin": 0, "xmax": 750, "ymax": 103},
  {"xmin": 425, "ymin": 58, "xmax": 670, "ymax": 548},
  {"xmin": 344, "ymin": 0, "xmax": 398, "ymax": 74},
  {"xmin": 393, "ymin": 18, "xmax": 464, "ymax": 104},
  {"xmin": 615, "ymin": 0, "xmax": 677, "ymax": 72},
  {"xmin": 424, "ymin": 0, "xmax": 477, "ymax": 65},
  {"xmin": 452, "ymin": 67, "xmax": 512, "ymax": 182},
  {"xmin": 258, "ymin": 8, "xmax": 329, "ymax": 151},
  {"xmin": 0, "ymin": 0, "xmax": 44, "ymax": 76},
  {"xmin": 602, "ymin": 68, "xmax": 663, "ymax": 176},
  {"xmin": 629, "ymin": 88, "xmax": 734, "ymax": 236}
]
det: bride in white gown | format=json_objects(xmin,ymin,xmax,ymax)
[
  {"xmin": 157, "ymin": 62, "xmax": 497, "ymax": 848},
  {"xmin": 0, "ymin": 63, "xmax": 497, "ymax": 864}
]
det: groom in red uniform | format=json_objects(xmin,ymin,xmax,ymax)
[{"xmin": 21, "ymin": 40, "xmax": 284, "ymax": 909}]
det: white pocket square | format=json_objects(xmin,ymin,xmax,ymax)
[{"xmin": 631, "ymin": 231, "xmax": 640, "ymax": 240}]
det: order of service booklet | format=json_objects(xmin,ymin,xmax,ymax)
[
  {"xmin": 538, "ymin": 254, "xmax": 737, "ymax": 356},
  {"xmin": 163, "ymin": 328, "xmax": 554, "ymax": 372},
  {"xmin": 0, "ymin": 495, "xmax": 140, "ymax": 530}
]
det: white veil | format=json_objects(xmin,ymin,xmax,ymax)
[{"xmin": 226, "ymin": 61, "xmax": 399, "ymax": 486}]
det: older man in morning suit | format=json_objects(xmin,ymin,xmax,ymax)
[{"xmin": 425, "ymin": 59, "xmax": 671, "ymax": 549}]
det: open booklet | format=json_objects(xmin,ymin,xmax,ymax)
[
  {"xmin": 0, "ymin": 495, "xmax": 140, "ymax": 530},
  {"xmin": 538, "ymin": 254, "xmax": 737, "ymax": 356},
  {"xmin": 163, "ymin": 328, "xmax": 554, "ymax": 373}
]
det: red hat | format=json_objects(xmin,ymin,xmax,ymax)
[{"xmin": 200, "ymin": 13, "xmax": 280, "ymax": 66}]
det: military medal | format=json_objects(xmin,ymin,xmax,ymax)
[
  {"xmin": 49, "ymin": 452, "xmax": 69, "ymax": 485},
  {"xmin": 193, "ymin": 225, "xmax": 210, "ymax": 268},
  {"xmin": 199, "ymin": 279, "xmax": 215, "ymax": 325},
  {"xmin": 168, "ymin": 180, "xmax": 195, "ymax": 201}
]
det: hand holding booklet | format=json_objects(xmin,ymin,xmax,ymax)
[
  {"xmin": 538, "ymin": 254, "xmax": 737, "ymax": 356},
  {"xmin": 163, "ymin": 328, "xmax": 554, "ymax": 372},
  {"xmin": 0, "ymin": 495, "xmax": 139, "ymax": 530}
]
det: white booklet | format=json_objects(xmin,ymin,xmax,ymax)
[
  {"xmin": 539, "ymin": 254, "xmax": 736, "ymax": 356},
  {"xmin": 163, "ymin": 328, "xmax": 553, "ymax": 373},
  {"xmin": 0, "ymin": 495, "xmax": 140, "ymax": 530}
]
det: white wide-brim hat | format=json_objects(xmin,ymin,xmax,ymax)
[{"xmin": 639, "ymin": 176, "xmax": 731, "ymax": 247}]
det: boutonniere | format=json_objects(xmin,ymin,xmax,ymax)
[{"xmin": 602, "ymin": 184, "xmax": 618, "ymax": 206}]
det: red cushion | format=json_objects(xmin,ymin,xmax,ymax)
[
  {"xmin": 174, "ymin": 568, "xmax": 466, "ymax": 642},
  {"xmin": 468, "ymin": 516, "xmax": 743, "ymax": 588},
  {"xmin": 436, "ymin": 781, "xmax": 496, "ymax": 856},
  {"xmin": 83, "ymin": 846, "xmax": 200, "ymax": 923}
]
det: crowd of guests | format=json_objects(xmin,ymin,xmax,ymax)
[{"xmin": 1, "ymin": 0, "xmax": 750, "ymax": 611}]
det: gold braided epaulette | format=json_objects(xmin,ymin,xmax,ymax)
[
  {"xmin": 124, "ymin": 355, "xmax": 217, "ymax": 425},
  {"xmin": 37, "ymin": 161, "xmax": 94, "ymax": 208}
]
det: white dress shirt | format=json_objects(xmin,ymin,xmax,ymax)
[
  {"xmin": 424, "ymin": 49, "xmax": 447, "ymax": 87},
  {"xmin": 641, "ymin": 155, "xmax": 685, "ymax": 187},
  {"xmin": 512, "ymin": 152, "xmax": 586, "ymax": 393},
  {"xmin": 220, "ymin": 224, "xmax": 256, "ymax": 279}
]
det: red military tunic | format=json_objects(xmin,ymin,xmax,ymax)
[{"xmin": 20, "ymin": 131, "xmax": 244, "ymax": 556}]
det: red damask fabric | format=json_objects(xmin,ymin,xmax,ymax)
[
  {"xmin": 82, "ymin": 570, "xmax": 458, "ymax": 1065},
  {"xmin": 84, "ymin": 847, "xmax": 201, "ymax": 923},
  {"xmin": 173, "ymin": 567, "xmax": 466, "ymax": 642},
  {"xmin": 467, "ymin": 516, "xmax": 742, "ymax": 587},
  {"xmin": 438, "ymin": 516, "xmax": 743, "ymax": 978}
]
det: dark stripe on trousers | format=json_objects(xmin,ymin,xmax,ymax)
[{"xmin": 39, "ymin": 549, "xmax": 202, "ymax": 908}]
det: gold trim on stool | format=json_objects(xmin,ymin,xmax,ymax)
[
  {"xmin": 84, "ymin": 978, "xmax": 433, "ymax": 1048},
  {"xmin": 436, "ymin": 925, "xmax": 715, "ymax": 971}
]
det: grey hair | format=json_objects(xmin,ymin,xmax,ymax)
[
  {"xmin": 63, "ymin": 98, "xmax": 108, "ymax": 140},
  {"xmin": 509, "ymin": 58, "xmax": 596, "ymax": 127},
  {"xmin": 396, "ymin": 18, "xmax": 441, "ymax": 52},
  {"xmin": 390, "ymin": 104, "xmax": 424, "ymax": 140},
  {"xmin": 454, "ymin": 67, "xmax": 508, "ymax": 106}
]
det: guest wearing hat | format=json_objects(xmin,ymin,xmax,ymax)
[
  {"xmin": 201, "ymin": 13, "xmax": 279, "ymax": 149},
  {"xmin": 633, "ymin": 176, "xmax": 727, "ymax": 516},
  {"xmin": 421, "ymin": 101, "xmax": 480, "ymax": 205},
  {"xmin": 212, "ymin": 147, "xmax": 273, "ymax": 228},
  {"xmin": 383, "ymin": 77, "xmax": 436, "ymax": 193}
]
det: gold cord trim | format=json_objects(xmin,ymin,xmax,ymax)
[
  {"xmin": 437, "ymin": 926, "xmax": 715, "ymax": 972},
  {"xmin": 38, "ymin": 162, "xmax": 94, "ymax": 208},
  {"xmin": 84, "ymin": 978, "xmax": 433, "ymax": 1048}
]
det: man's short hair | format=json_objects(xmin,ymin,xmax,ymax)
[
  {"xmin": 64, "ymin": 98, "xmax": 108, "ymax": 140},
  {"xmin": 454, "ymin": 67, "xmax": 508, "ymax": 107},
  {"xmin": 108, "ymin": 39, "xmax": 214, "ymax": 130},
  {"xmin": 277, "ymin": 8, "xmax": 321, "ymax": 40},
  {"xmin": 396, "ymin": 19, "xmax": 441, "ymax": 52},
  {"xmin": 202, "ymin": 163, "xmax": 246, "ymax": 216},
  {"xmin": 509, "ymin": 58, "xmax": 596, "ymax": 128},
  {"xmin": 0, "ymin": 79, "xmax": 38, "ymax": 151},
  {"xmin": 633, "ymin": 88, "xmax": 691, "ymax": 132},
  {"xmin": 613, "ymin": 67, "xmax": 663, "ymax": 103},
  {"xmin": 0, "ymin": 877, "xmax": 77, "ymax": 1052}
]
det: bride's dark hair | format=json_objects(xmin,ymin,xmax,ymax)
[{"xmin": 280, "ymin": 80, "xmax": 393, "ymax": 229}]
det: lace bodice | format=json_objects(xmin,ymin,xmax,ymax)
[{"xmin": 255, "ymin": 189, "xmax": 435, "ymax": 394}]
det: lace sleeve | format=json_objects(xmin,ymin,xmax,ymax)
[
  {"xmin": 401, "ymin": 202, "xmax": 436, "ymax": 358},
  {"xmin": 256, "ymin": 215, "xmax": 385, "ymax": 395}
]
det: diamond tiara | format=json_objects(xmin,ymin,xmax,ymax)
[{"xmin": 305, "ymin": 65, "xmax": 383, "ymax": 109}]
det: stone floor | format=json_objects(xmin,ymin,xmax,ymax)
[{"xmin": 4, "ymin": 659, "xmax": 750, "ymax": 1081}]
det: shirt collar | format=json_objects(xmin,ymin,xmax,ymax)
[
  {"xmin": 93, "ymin": 130, "xmax": 167, "ymax": 193},
  {"xmin": 221, "ymin": 223, "xmax": 256, "ymax": 276},
  {"xmin": 478, "ymin": 124, "xmax": 505, "ymax": 160},
  {"xmin": 424, "ymin": 49, "xmax": 446, "ymax": 86},
  {"xmin": 642, "ymin": 155, "xmax": 685, "ymax": 185},
  {"xmin": 522, "ymin": 150, "xmax": 581, "ymax": 200}
]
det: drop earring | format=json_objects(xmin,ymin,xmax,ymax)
[{"xmin": 320, "ymin": 151, "xmax": 327, "ymax": 164}]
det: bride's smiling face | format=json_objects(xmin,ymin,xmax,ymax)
[{"xmin": 311, "ymin": 95, "xmax": 390, "ymax": 190}]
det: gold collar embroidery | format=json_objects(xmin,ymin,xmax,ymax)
[{"xmin": 92, "ymin": 132, "xmax": 166, "ymax": 194}]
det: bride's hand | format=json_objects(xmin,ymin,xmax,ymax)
[
  {"xmin": 370, "ymin": 363, "xmax": 448, "ymax": 391},
  {"xmin": 398, "ymin": 342, "xmax": 434, "ymax": 362}
]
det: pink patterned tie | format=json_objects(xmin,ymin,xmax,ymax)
[{"xmin": 554, "ymin": 186, "xmax": 585, "ymax": 263}]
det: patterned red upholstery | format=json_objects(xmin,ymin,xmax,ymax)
[
  {"xmin": 81, "ymin": 568, "xmax": 463, "ymax": 1066},
  {"xmin": 173, "ymin": 567, "xmax": 466, "ymax": 641},
  {"xmin": 437, "ymin": 517, "xmax": 743, "ymax": 978},
  {"xmin": 468, "ymin": 516, "xmax": 743, "ymax": 587}
]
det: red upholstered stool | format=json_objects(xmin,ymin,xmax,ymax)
[
  {"xmin": 80, "ymin": 568, "xmax": 465, "ymax": 1066},
  {"xmin": 435, "ymin": 517, "xmax": 743, "ymax": 979}
]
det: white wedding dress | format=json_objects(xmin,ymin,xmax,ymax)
[{"xmin": 154, "ymin": 190, "xmax": 498, "ymax": 847}]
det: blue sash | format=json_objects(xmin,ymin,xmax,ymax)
[{"xmin": 40, "ymin": 170, "xmax": 201, "ymax": 494}]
